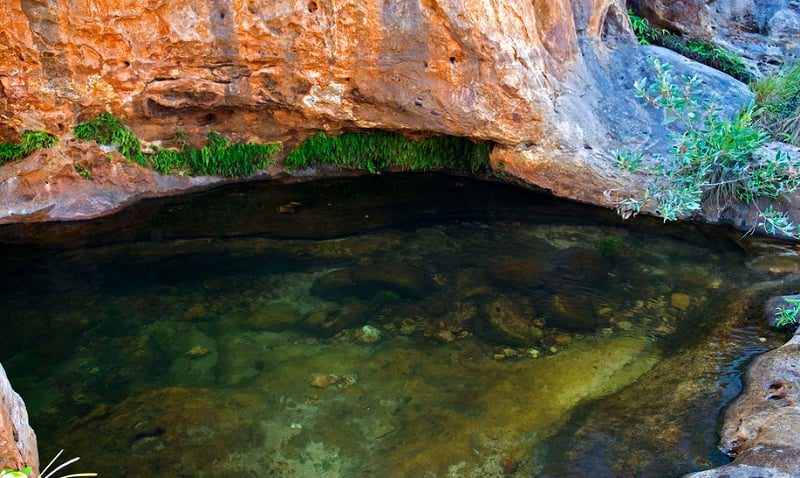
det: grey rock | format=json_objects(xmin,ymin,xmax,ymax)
[{"xmin": 685, "ymin": 330, "xmax": 800, "ymax": 477}]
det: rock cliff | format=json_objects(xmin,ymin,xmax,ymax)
[{"xmin": 0, "ymin": 0, "xmax": 755, "ymax": 223}]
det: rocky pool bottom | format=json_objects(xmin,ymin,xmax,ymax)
[{"xmin": 0, "ymin": 174, "xmax": 793, "ymax": 477}]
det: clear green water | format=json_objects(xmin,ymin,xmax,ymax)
[{"xmin": 0, "ymin": 174, "xmax": 787, "ymax": 477}]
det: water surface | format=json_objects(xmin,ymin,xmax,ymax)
[{"xmin": 0, "ymin": 174, "xmax": 786, "ymax": 477}]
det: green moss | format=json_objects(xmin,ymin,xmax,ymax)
[
  {"xmin": 74, "ymin": 163, "xmax": 93, "ymax": 180},
  {"xmin": 753, "ymin": 62, "xmax": 800, "ymax": 145},
  {"xmin": 0, "ymin": 131, "xmax": 58, "ymax": 163},
  {"xmin": 73, "ymin": 113, "xmax": 282, "ymax": 178},
  {"xmin": 285, "ymin": 131, "xmax": 492, "ymax": 174},
  {"xmin": 627, "ymin": 10, "xmax": 751, "ymax": 82}
]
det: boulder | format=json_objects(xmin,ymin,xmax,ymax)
[{"xmin": 685, "ymin": 331, "xmax": 800, "ymax": 478}]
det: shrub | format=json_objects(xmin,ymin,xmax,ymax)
[
  {"xmin": 753, "ymin": 63, "xmax": 800, "ymax": 145},
  {"xmin": 610, "ymin": 59, "xmax": 800, "ymax": 238},
  {"xmin": 0, "ymin": 131, "xmax": 57, "ymax": 163},
  {"xmin": 627, "ymin": 10, "xmax": 751, "ymax": 82},
  {"xmin": 284, "ymin": 131, "xmax": 491, "ymax": 174},
  {"xmin": 73, "ymin": 113, "xmax": 281, "ymax": 177}
]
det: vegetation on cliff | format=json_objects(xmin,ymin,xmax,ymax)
[
  {"xmin": 74, "ymin": 112, "xmax": 281, "ymax": 178},
  {"xmin": 612, "ymin": 60, "xmax": 800, "ymax": 238},
  {"xmin": 74, "ymin": 113, "xmax": 491, "ymax": 178},
  {"xmin": 628, "ymin": 10, "xmax": 750, "ymax": 82},
  {"xmin": 0, "ymin": 131, "xmax": 57, "ymax": 164},
  {"xmin": 754, "ymin": 63, "xmax": 800, "ymax": 146},
  {"xmin": 285, "ymin": 131, "xmax": 491, "ymax": 174}
]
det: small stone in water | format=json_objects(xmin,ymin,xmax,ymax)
[
  {"xmin": 185, "ymin": 346, "xmax": 210, "ymax": 358},
  {"xmin": 435, "ymin": 330, "xmax": 456, "ymax": 343},
  {"xmin": 553, "ymin": 334, "xmax": 573, "ymax": 346},
  {"xmin": 354, "ymin": 325, "xmax": 381, "ymax": 344},
  {"xmin": 500, "ymin": 457, "xmax": 519, "ymax": 473},
  {"xmin": 276, "ymin": 202, "xmax": 301, "ymax": 214},
  {"xmin": 671, "ymin": 293, "xmax": 691, "ymax": 311},
  {"xmin": 549, "ymin": 346, "xmax": 558, "ymax": 353},
  {"xmin": 526, "ymin": 348, "xmax": 540, "ymax": 358},
  {"xmin": 759, "ymin": 337, "xmax": 767, "ymax": 343},
  {"xmin": 309, "ymin": 373, "xmax": 358, "ymax": 389},
  {"xmin": 616, "ymin": 321, "xmax": 633, "ymax": 331}
]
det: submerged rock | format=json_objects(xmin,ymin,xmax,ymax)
[
  {"xmin": 311, "ymin": 264, "xmax": 432, "ymax": 300},
  {"xmin": 354, "ymin": 325, "xmax": 382, "ymax": 344},
  {"xmin": 309, "ymin": 373, "xmax": 357, "ymax": 390},
  {"xmin": 671, "ymin": 293, "xmax": 692, "ymax": 311},
  {"xmin": 547, "ymin": 293, "xmax": 602, "ymax": 333},
  {"xmin": 552, "ymin": 247, "xmax": 610, "ymax": 285},
  {"xmin": 148, "ymin": 323, "xmax": 218, "ymax": 387},
  {"xmin": 242, "ymin": 302, "xmax": 303, "ymax": 332},
  {"xmin": 302, "ymin": 300, "xmax": 369, "ymax": 336},
  {"xmin": 478, "ymin": 296, "xmax": 543, "ymax": 347},
  {"xmin": 487, "ymin": 256, "xmax": 551, "ymax": 289}
]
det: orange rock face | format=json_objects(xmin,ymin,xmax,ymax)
[
  {"xmin": 0, "ymin": 363, "xmax": 38, "ymax": 475},
  {"xmin": 0, "ymin": 0, "xmax": 755, "ymax": 224},
  {"xmin": 0, "ymin": 0, "xmax": 612, "ymax": 145}
]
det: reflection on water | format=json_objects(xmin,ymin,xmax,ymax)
[{"xmin": 0, "ymin": 174, "xmax": 786, "ymax": 477}]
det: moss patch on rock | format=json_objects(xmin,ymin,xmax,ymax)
[
  {"xmin": 0, "ymin": 131, "xmax": 57, "ymax": 164},
  {"xmin": 74, "ymin": 112, "xmax": 281, "ymax": 177},
  {"xmin": 285, "ymin": 131, "xmax": 492, "ymax": 174}
]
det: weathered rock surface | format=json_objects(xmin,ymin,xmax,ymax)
[
  {"xmin": 686, "ymin": 328, "xmax": 800, "ymax": 478},
  {"xmin": 0, "ymin": 0, "xmax": 766, "ymax": 228},
  {"xmin": 631, "ymin": 0, "xmax": 800, "ymax": 76},
  {"xmin": 0, "ymin": 363, "xmax": 38, "ymax": 475},
  {"xmin": 0, "ymin": 140, "xmax": 219, "ymax": 223}
]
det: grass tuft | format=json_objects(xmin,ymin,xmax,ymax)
[
  {"xmin": 627, "ymin": 10, "xmax": 751, "ymax": 82},
  {"xmin": 753, "ymin": 63, "xmax": 800, "ymax": 145},
  {"xmin": 0, "ymin": 131, "xmax": 58, "ymax": 164},
  {"xmin": 73, "ymin": 113, "xmax": 281, "ymax": 177},
  {"xmin": 284, "ymin": 131, "xmax": 492, "ymax": 174}
]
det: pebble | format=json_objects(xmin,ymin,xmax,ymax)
[
  {"xmin": 553, "ymin": 334, "xmax": 573, "ymax": 346},
  {"xmin": 434, "ymin": 330, "xmax": 456, "ymax": 343},
  {"xmin": 671, "ymin": 293, "xmax": 692, "ymax": 311},
  {"xmin": 185, "ymin": 345, "xmax": 210, "ymax": 358},
  {"xmin": 616, "ymin": 321, "xmax": 633, "ymax": 331},
  {"xmin": 526, "ymin": 348, "xmax": 540, "ymax": 358},
  {"xmin": 354, "ymin": 325, "xmax": 381, "ymax": 344},
  {"xmin": 399, "ymin": 319, "xmax": 418, "ymax": 336},
  {"xmin": 309, "ymin": 373, "xmax": 357, "ymax": 389},
  {"xmin": 500, "ymin": 457, "xmax": 519, "ymax": 473}
]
